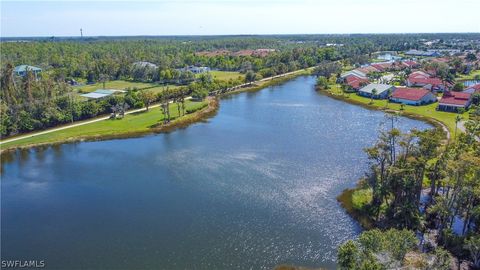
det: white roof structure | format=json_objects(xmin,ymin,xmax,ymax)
[
  {"xmin": 81, "ymin": 92, "xmax": 111, "ymax": 99},
  {"xmin": 80, "ymin": 89, "xmax": 123, "ymax": 99},
  {"xmin": 132, "ymin": 61, "xmax": 158, "ymax": 69},
  {"xmin": 359, "ymin": 83, "xmax": 395, "ymax": 95},
  {"xmin": 341, "ymin": 70, "xmax": 367, "ymax": 79}
]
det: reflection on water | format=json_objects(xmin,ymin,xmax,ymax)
[{"xmin": 1, "ymin": 76, "xmax": 432, "ymax": 269}]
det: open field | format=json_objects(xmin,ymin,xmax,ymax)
[
  {"xmin": 145, "ymin": 84, "xmax": 182, "ymax": 94},
  {"xmin": 1, "ymin": 100, "xmax": 207, "ymax": 149},
  {"xmin": 326, "ymin": 84, "xmax": 468, "ymax": 137},
  {"xmin": 75, "ymin": 80, "xmax": 157, "ymax": 93},
  {"xmin": 209, "ymin": 70, "xmax": 244, "ymax": 81}
]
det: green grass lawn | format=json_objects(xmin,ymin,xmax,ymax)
[
  {"xmin": 208, "ymin": 71, "xmax": 244, "ymax": 82},
  {"xmin": 75, "ymin": 80, "xmax": 157, "ymax": 93},
  {"xmin": 1, "ymin": 100, "xmax": 207, "ymax": 149},
  {"xmin": 327, "ymin": 84, "xmax": 468, "ymax": 137},
  {"xmin": 456, "ymin": 69, "xmax": 480, "ymax": 81},
  {"xmin": 145, "ymin": 84, "xmax": 181, "ymax": 94}
]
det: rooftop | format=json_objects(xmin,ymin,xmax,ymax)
[
  {"xmin": 359, "ymin": 83, "xmax": 394, "ymax": 94},
  {"xmin": 391, "ymin": 88, "xmax": 432, "ymax": 101},
  {"xmin": 439, "ymin": 91, "xmax": 471, "ymax": 106},
  {"xmin": 14, "ymin": 65, "xmax": 42, "ymax": 72}
]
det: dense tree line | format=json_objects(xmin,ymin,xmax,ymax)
[
  {"xmin": 338, "ymin": 116, "xmax": 480, "ymax": 268},
  {"xmin": 0, "ymin": 62, "xmax": 241, "ymax": 136},
  {"xmin": 2, "ymin": 34, "xmax": 479, "ymax": 137}
]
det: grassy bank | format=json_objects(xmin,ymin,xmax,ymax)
[
  {"xmin": 337, "ymin": 187, "xmax": 375, "ymax": 229},
  {"xmin": 209, "ymin": 70, "xmax": 244, "ymax": 81},
  {"xmin": 1, "ymin": 100, "xmax": 211, "ymax": 151},
  {"xmin": 1, "ymin": 69, "xmax": 310, "ymax": 152},
  {"xmin": 323, "ymin": 84, "xmax": 467, "ymax": 138}
]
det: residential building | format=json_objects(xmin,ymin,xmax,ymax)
[
  {"xmin": 438, "ymin": 91, "xmax": 472, "ymax": 112},
  {"xmin": 406, "ymin": 71, "xmax": 447, "ymax": 91},
  {"xmin": 344, "ymin": 75, "xmax": 369, "ymax": 90},
  {"xmin": 14, "ymin": 65, "xmax": 42, "ymax": 78},
  {"xmin": 357, "ymin": 65, "xmax": 381, "ymax": 74},
  {"xmin": 340, "ymin": 70, "xmax": 367, "ymax": 79},
  {"xmin": 132, "ymin": 61, "xmax": 158, "ymax": 69},
  {"xmin": 390, "ymin": 88, "xmax": 437, "ymax": 105},
  {"xmin": 180, "ymin": 66, "xmax": 211, "ymax": 74},
  {"xmin": 358, "ymin": 83, "xmax": 396, "ymax": 99},
  {"xmin": 463, "ymin": 83, "xmax": 480, "ymax": 94}
]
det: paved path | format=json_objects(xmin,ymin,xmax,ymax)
[
  {"xmin": 0, "ymin": 67, "xmax": 315, "ymax": 146},
  {"xmin": 458, "ymin": 120, "xmax": 480, "ymax": 142},
  {"xmin": 0, "ymin": 98, "xmax": 190, "ymax": 145}
]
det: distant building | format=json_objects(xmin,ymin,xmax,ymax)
[
  {"xmin": 390, "ymin": 88, "xmax": 437, "ymax": 105},
  {"xmin": 80, "ymin": 89, "xmax": 124, "ymax": 99},
  {"xmin": 340, "ymin": 70, "xmax": 367, "ymax": 79},
  {"xmin": 358, "ymin": 83, "xmax": 396, "ymax": 99},
  {"xmin": 14, "ymin": 65, "xmax": 42, "ymax": 77},
  {"xmin": 463, "ymin": 83, "xmax": 480, "ymax": 94},
  {"xmin": 132, "ymin": 61, "xmax": 158, "ymax": 69},
  {"xmin": 438, "ymin": 91, "xmax": 472, "ymax": 112},
  {"xmin": 180, "ymin": 66, "xmax": 210, "ymax": 74},
  {"xmin": 357, "ymin": 65, "xmax": 381, "ymax": 74},
  {"xmin": 377, "ymin": 52, "xmax": 402, "ymax": 61},
  {"xmin": 405, "ymin": 50, "xmax": 441, "ymax": 57}
]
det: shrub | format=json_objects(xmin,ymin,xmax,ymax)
[{"xmin": 352, "ymin": 188, "xmax": 373, "ymax": 211}]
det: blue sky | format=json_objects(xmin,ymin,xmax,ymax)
[{"xmin": 1, "ymin": 0, "xmax": 479, "ymax": 37}]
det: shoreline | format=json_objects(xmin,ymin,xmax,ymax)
[
  {"xmin": 0, "ymin": 98, "xmax": 219, "ymax": 155},
  {"xmin": 320, "ymin": 89, "xmax": 452, "ymax": 230},
  {"xmin": 318, "ymin": 90, "xmax": 451, "ymax": 142},
  {"xmin": 0, "ymin": 70, "xmax": 309, "ymax": 154}
]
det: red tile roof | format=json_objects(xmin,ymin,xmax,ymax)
[
  {"xmin": 409, "ymin": 71, "xmax": 430, "ymax": 80},
  {"xmin": 345, "ymin": 75, "xmax": 369, "ymax": 89},
  {"xmin": 402, "ymin": 60, "xmax": 418, "ymax": 68},
  {"xmin": 391, "ymin": 88, "xmax": 432, "ymax": 101},
  {"xmin": 408, "ymin": 76, "xmax": 444, "ymax": 86},
  {"xmin": 371, "ymin": 63, "xmax": 392, "ymax": 71},
  {"xmin": 439, "ymin": 91, "xmax": 471, "ymax": 106},
  {"xmin": 357, "ymin": 66, "xmax": 380, "ymax": 74},
  {"xmin": 467, "ymin": 84, "xmax": 480, "ymax": 91}
]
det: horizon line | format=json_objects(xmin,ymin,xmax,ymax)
[{"xmin": 2, "ymin": 32, "xmax": 480, "ymax": 39}]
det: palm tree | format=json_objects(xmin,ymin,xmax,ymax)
[{"xmin": 370, "ymin": 88, "xmax": 377, "ymax": 104}]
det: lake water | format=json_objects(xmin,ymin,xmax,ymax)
[{"xmin": 1, "ymin": 76, "xmax": 432, "ymax": 270}]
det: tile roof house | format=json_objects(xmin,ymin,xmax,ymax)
[
  {"xmin": 438, "ymin": 91, "xmax": 472, "ymax": 112},
  {"xmin": 463, "ymin": 84, "xmax": 480, "ymax": 94},
  {"xmin": 371, "ymin": 62, "xmax": 393, "ymax": 72},
  {"xmin": 390, "ymin": 87, "xmax": 437, "ymax": 105},
  {"xmin": 358, "ymin": 83, "xmax": 396, "ymax": 99},
  {"xmin": 401, "ymin": 60, "xmax": 419, "ymax": 69},
  {"xmin": 407, "ymin": 71, "xmax": 447, "ymax": 91},
  {"xmin": 344, "ymin": 75, "xmax": 369, "ymax": 90},
  {"xmin": 357, "ymin": 65, "xmax": 381, "ymax": 74}
]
